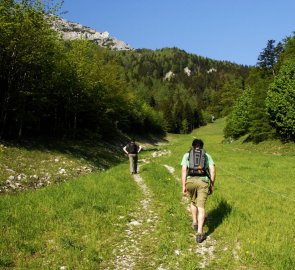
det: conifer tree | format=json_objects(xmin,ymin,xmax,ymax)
[{"xmin": 257, "ymin": 40, "xmax": 283, "ymax": 77}]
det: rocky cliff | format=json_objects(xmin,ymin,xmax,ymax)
[{"xmin": 49, "ymin": 16, "xmax": 133, "ymax": 51}]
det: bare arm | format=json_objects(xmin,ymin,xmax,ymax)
[
  {"xmin": 209, "ymin": 164, "xmax": 216, "ymax": 193},
  {"xmin": 138, "ymin": 145, "xmax": 142, "ymax": 153},
  {"xmin": 181, "ymin": 165, "xmax": 187, "ymax": 195},
  {"xmin": 123, "ymin": 146, "xmax": 129, "ymax": 155}
]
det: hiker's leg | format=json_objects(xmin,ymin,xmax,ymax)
[
  {"xmin": 186, "ymin": 180, "xmax": 198, "ymax": 225},
  {"xmin": 195, "ymin": 179, "xmax": 209, "ymax": 234},
  {"xmin": 197, "ymin": 207, "xmax": 205, "ymax": 234},
  {"xmin": 129, "ymin": 155, "xmax": 134, "ymax": 174},
  {"xmin": 129, "ymin": 154, "xmax": 137, "ymax": 173},
  {"xmin": 134, "ymin": 155, "xmax": 138, "ymax": 173},
  {"xmin": 190, "ymin": 203, "xmax": 198, "ymax": 225}
]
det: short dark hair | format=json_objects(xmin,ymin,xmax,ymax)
[{"xmin": 192, "ymin": 139, "xmax": 204, "ymax": 149}]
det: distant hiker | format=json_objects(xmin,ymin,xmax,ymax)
[
  {"xmin": 181, "ymin": 139, "xmax": 216, "ymax": 243},
  {"xmin": 123, "ymin": 139, "xmax": 142, "ymax": 174}
]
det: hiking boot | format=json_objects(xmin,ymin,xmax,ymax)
[{"xmin": 196, "ymin": 233, "xmax": 206, "ymax": 243}]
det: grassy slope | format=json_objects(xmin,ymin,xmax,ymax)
[
  {"xmin": 137, "ymin": 118, "xmax": 295, "ymax": 269},
  {"xmin": 175, "ymin": 119, "xmax": 295, "ymax": 269},
  {"xmin": 0, "ymin": 165, "xmax": 142, "ymax": 269},
  {"xmin": 1, "ymin": 119, "xmax": 295, "ymax": 269},
  {"xmin": 0, "ymin": 138, "xmax": 127, "ymax": 193},
  {"xmin": 202, "ymin": 119, "xmax": 295, "ymax": 270}
]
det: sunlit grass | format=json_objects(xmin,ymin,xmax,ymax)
[
  {"xmin": 1, "ymin": 119, "xmax": 295, "ymax": 269},
  {"xmin": 149, "ymin": 119, "xmax": 295, "ymax": 269},
  {"xmin": 0, "ymin": 164, "xmax": 141, "ymax": 269},
  {"xmin": 190, "ymin": 119, "xmax": 295, "ymax": 269},
  {"xmin": 139, "ymin": 162, "xmax": 198, "ymax": 269}
]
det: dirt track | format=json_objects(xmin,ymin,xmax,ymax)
[{"xmin": 109, "ymin": 150, "xmax": 216, "ymax": 269}]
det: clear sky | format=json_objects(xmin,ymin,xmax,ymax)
[{"xmin": 59, "ymin": 0, "xmax": 294, "ymax": 66}]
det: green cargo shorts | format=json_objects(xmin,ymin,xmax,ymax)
[{"xmin": 185, "ymin": 177, "xmax": 210, "ymax": 208}]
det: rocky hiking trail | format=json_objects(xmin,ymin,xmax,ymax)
[
  {"xmin": 107, "ymin": 158, "xmax": 161, "ymax": 270},
  {"xmin": 108, "ymin": 149, "xmax": 216, "ymax": 269}
]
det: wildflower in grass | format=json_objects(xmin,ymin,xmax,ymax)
[
  {"xmin": 175, "ymin": 250, "xmax": 181, "ymax": 255},
  {"xmin": 59, "ymin": 168, "xmax": 67, "ymax": 174}
]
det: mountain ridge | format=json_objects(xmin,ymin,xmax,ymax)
[{"xmin": 49, "ymin": 15, "xmax": 134, "ymax": 51}]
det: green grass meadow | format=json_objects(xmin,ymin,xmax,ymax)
[
  {"xmin": 155, "ymin": 118, "xmax": 295, "ymax": 270},
  {"xmin": 0, "ymin": 166, "xmax": 142, "ymax": 269},
  {"xmin": 1, "ymin": 118, "xmax": 295, "ymax": 269}
]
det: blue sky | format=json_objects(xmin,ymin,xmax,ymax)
[{"xmin": 59, "ymin": 0, "xmax": 294, "ymax": 66}]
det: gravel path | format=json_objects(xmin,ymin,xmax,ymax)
[
  {"xmin": 109, "ymin": 150, "xmax": 217, "ymax": 269},
  {"xmin": 109, "ymin": 160, "xmax": 160, "ymax": 270}
]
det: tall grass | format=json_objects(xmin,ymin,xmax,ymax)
[
  {"xmin": 1, "ymin": 119, "xmax": 295, "ymax": 269},
  {"xmin": 0, "ymin": 164, "xmax": 141, "ymax": 269},
  {"xmin": 138, "ymin": 162, "xmax": 204, "ymax": 269},
  {"xmin": 158, "ymin": 119, "xmax": 295, "ymax": 269}
]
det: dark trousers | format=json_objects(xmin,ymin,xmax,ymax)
[{"xmin": 128, "ymin": 154, "xmax": 138, "ymax": 173}]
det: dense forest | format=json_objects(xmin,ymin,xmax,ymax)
[
  {"xmin": 1, "ymin": 0, "xmax": 294, "ymax": 142},
  {"xmin": 224, "ymin": 37, "xmax": 295, "ymax": 142},
  {"xmin": 112, "ymin": 48, "xmax": 249, "ymax": 134}
]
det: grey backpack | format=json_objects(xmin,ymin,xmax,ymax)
[{"xmin": 188, "ymin": 148, "xmax": 207, "ymax": 176}]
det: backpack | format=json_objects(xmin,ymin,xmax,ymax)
[
  {"xmin": 127, "ymin": 142, "xmax": 138, "ymax": 154},
  {"xmin": 187, "ymin": 147, "xmax": 207, "ymax": 176}
]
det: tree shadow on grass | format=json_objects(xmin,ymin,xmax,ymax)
[
  {"xmin": 207, "ymin": 198, "xmax": 232, "ymax": 235},
  {"xmin": 2, "ymin": 132, "xmax": 167, "ymax": 169}
]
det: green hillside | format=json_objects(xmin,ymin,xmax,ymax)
[
  {"xmin": 1, "ymin": 119, "xmax": 294, "ymax": 269},
  {"xmin": 1, "ymin": 1, "xmax": 294, "ymax": 142}
]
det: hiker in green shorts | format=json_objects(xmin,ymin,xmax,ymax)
[
  {"xmin": 181, "ymin": 139, "xmax": 216, "ymax": 243},
  {"xmin": 123, "ymin": 139, "xmax": 142, "ymax": 174}
]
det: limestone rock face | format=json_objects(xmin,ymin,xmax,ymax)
[
  {"xmin": 48, "ymin": 16, "xmax": 133, "ymax": 51},
  {"xmin": 164, "ymin": 71, "xmax": 175, "ymax": 81},
  {"xmin": 184, "ymin": 67, "xmax": 191, "ymax": 76}
]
